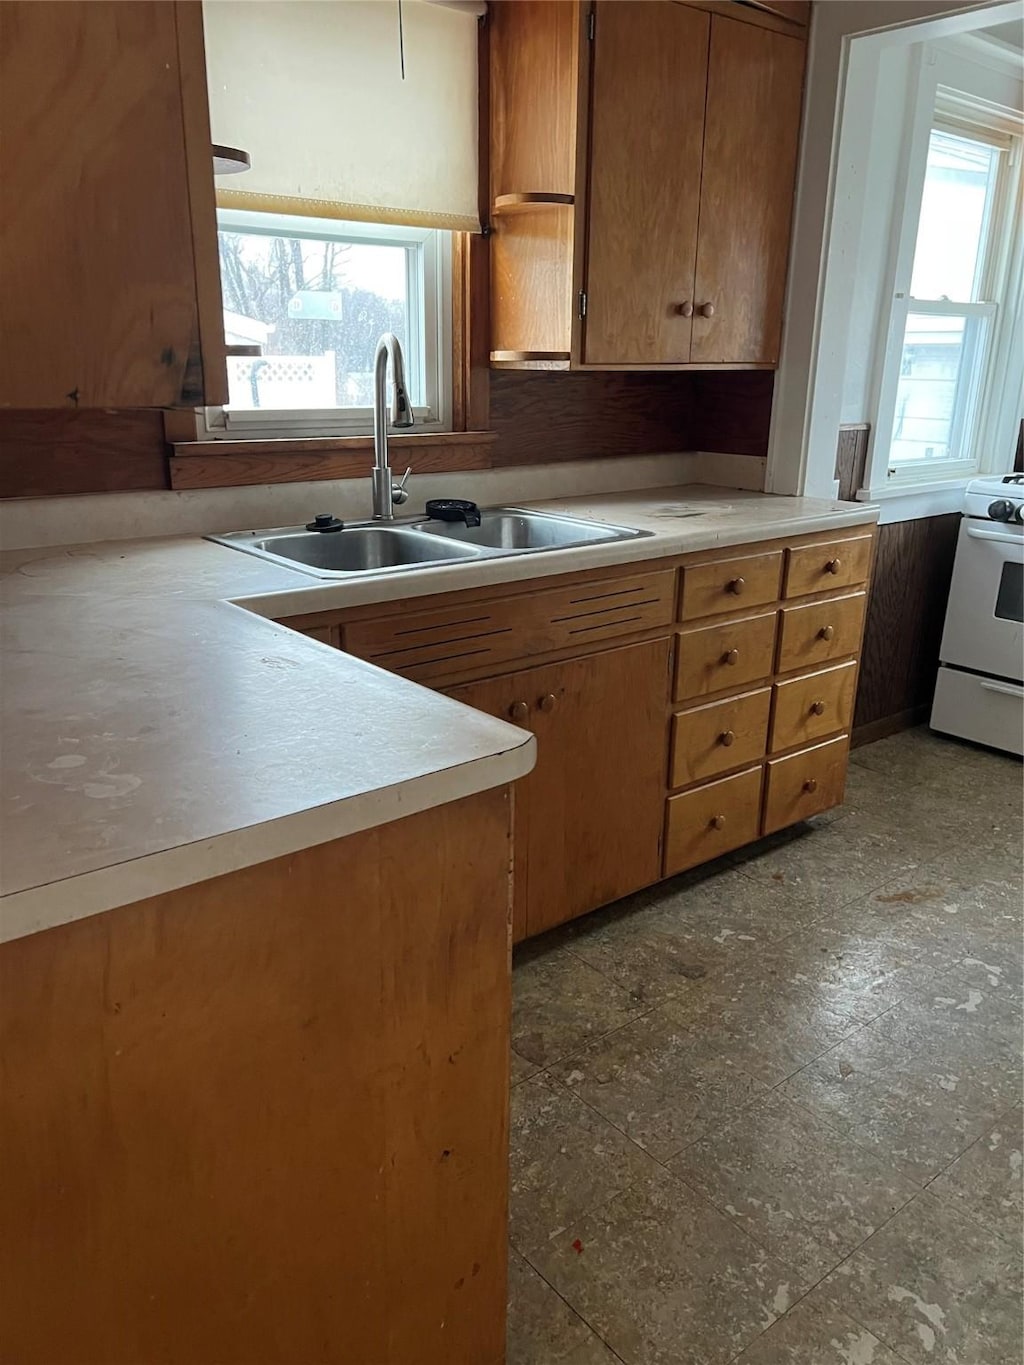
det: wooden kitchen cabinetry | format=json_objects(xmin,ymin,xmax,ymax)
[
  {"xmin": 0, "ymin": 1, "xmax": 226, "ymax": 409},
  {"xmin": 488, "ymin": 0, "xmax": 806, "ymax": 371},
  {"xmin": 279, "ymin": 523, "xmax": 876, "ymax": 943},
  {"xmin": 447, "ymin": 640, "xmax": 669, "ymax": 940}
]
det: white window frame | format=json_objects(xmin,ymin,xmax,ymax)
[
  {"xmin": 864, "ymin": 82, "xmax": 1024, "ymax": 498},
  {"xmin": 200, "ymin": 209, "xmax": 453, "ymax": 440}
]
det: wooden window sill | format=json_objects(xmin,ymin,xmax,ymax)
[{"xmin": 169, "ymin": 430, "xmax": 496, "ymax": 490}]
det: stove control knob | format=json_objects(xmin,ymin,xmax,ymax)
[
  {"xmin": 988, "ymin": 499, "xmax": 1015, "ymax": 521},
  {"xmin": 1012, "ymin": 504, "xmax": 1024, "ymax": 525}
]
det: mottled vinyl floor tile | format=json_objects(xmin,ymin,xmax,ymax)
[
  {"xmin": 528, "ymin": 1165, "xmax": 807, "ymax": 1365},
  {"xmin": 507, "ymin": 1249, "xmax": 624, "ymax": 1365},
  {"xmin": 927, "ymin": 1106, "xmax": 1024, "ymax": 1246},
  {"xmin": 780, "ymin": 1023, "xmax": 1019, "ymax": 1186},
  {"xmin": 731, "ymin": 819, "xmax": 926, "ymax": 907},
  {"xmin": 507, "ymin": 728, "xmax": 1022, "ymax": 1363},
  {"xmin": 731, "ymin": 1293, "xmax": 908, "ymax": 1365},
  {"xmin": 668, "ymin": 1091, "xmax": 919, "ymax": 1283},
  {"xmin": 550, "ymin": 1007, "xmax": 770, "ymax": 1162},
  {"xmin": 657, "ymin": 979, "xmax": 864, "ymax": 1087},
  {"xmin": 818, "ymin": 1190, "xmax": 1023, "ymax": 1365},
  {"xmin": 508, "ymin": 1073, "xmax": 661, "ymax": 1259},
  {"xmin": 511, "ymin": 943, "xmax": 644, "ymax": 1069}
]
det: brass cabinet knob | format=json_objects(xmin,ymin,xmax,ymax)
[
  {"xmin": 723, "ymin": 648, "xmax": 740, "ymax": 665},
  {"xmin": 719, "ymin": 729, "xmax": 736, "ymax": 747},
  {"xmin": 710, "ymin": 814, "xmax": 727, "ymax": 830},
  {"xmin": 826, "ymin": 558, "xmax": 842, "ymax": 574},
  {"xmin": 509, "ymin": 701, "xmax": 529, "ymax": 722},
  {"xmin": 727, "ymin": 576, "xmax": 745, "ymax": 595},
  {"xmin": 675, "ymin": 301, "xmax": 694, "ymax": 317},
  {"xmin": 803, "ymin": 778, "xmax": 818, "ymax": 793},
  {"xmin": 697, "ymin": 302, "xmax": 715, "ymax": 318},
  {"xmin": 810, "ymin": 700, "xmax": 826, "ymax": 716},
  {"xmin": 538, "ymin": 693, "xmax": 558, "ymax": 713},
  {"xmin": 819, "ymin": 624, "xmax": 835, "ymax": 641}
]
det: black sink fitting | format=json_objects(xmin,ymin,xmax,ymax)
[{"xmin": 424, "ymin": 498, "xmax": 482, "ymax": 528}]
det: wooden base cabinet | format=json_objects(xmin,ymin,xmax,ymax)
[
  {"xmin": 280, "ymin": 524, "xmax": 876, "ymax": 941},
  {"xmin": 447, "ymin": 639, "xmax": 670, "ymax": 941},
  {"xmin": 0, "ymin": 789, "xmax": 513, "ymax": 1365}
]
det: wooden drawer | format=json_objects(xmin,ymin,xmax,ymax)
[
  {"xmin": 670, "ymin": 688, "xmax": 771, "ymax": 788},
  {"xmin": 776, "ymin": 592, "xmax": 866, "ymax": 674},
  {"xmin": 770, "ymin": 661, "xmax": 857, "ymax": 754},
  {"xmin": 784, "ymin": 534, "xmax": 873, "ymax": 598},
  {"xmin": 344, "ymin": 569, "xmax": 675, "ymax": 683},
  {"xmin": 679, "ymin": 550, "xmax": 783, "ymax": 621},
  {"xmin": 674, "ymin": 611, "xmax": 777, "ymax": 702},
  {"xmin": 664, "ymin": 766, "xmax": 763, "ymax": 877},
  {"xmin": 763, "ymin": 735, "xmax": 849, "ymax": 834}
]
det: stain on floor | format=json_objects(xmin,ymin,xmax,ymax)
[{"xmin": 507, "ymin": 726, "xmax": 1023, "ymax": 1365}]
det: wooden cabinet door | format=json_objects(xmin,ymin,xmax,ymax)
[
  {"xmin": 689, "ymin": 17, "xmax": 805, "ymax": 365},
  {"xmin": 0, "ymin": 2, "xmax": 226, "ymax": 408},
  {"xmin": 447, "ymin": 639, "xmax": 670, "ymax": 941},
  {"xmin": 582, "ymin": 2, "xmax": 709, "ymax": 365}
]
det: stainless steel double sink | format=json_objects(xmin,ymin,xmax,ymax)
[{"xmin": 209, "ymin": 508, "xmax": 652, "ymax": 579}]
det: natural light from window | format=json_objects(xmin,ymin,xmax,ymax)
[{"xmin": 889, "ymin": 127, "xmax": 1004, "ymax": 470}]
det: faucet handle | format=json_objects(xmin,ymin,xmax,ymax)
[{"xmin": 392, "ymin": 466, "xmax": 412, "ymax": 506}]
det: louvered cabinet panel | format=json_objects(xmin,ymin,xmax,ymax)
[{"xmin": 344, "ymin": 570, "xmax": 675, "ymax": 684}]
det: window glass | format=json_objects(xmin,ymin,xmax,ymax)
[
  {"xmin": 910, "ymin": 129, "xmax": 1001, "ymax": 302},
  {"xmin": 218, "ymin": 226, "xmax": 415, "ymax": 411},
  {"xmin": 889, "ymin": 312, "xmax": 988, "ymax": 466}
]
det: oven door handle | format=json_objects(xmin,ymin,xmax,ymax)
[
  {"xmin": 966, "ymin": 525, "xmax": 1024, "ymax": 546},
  {"xmin": 979, "ymin": 679, "xmax": 1024, "ymax": 699}
]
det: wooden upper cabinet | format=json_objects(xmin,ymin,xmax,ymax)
[
  {"xmin": 0, "ymin": 1, "xmax": 227, "ymax": 409},
  {"xmin": 487, "ymin": 0, "xmax": 807, "ymax": 372},
  {"xmin": 690, "ymin": 17, "xmax": 806, "ymax": 365},
  {"xmin": 583, "ymin": 3, "xmax": 709, "ymax": 366}
]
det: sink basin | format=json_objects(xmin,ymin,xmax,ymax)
[
  {"xmin": 213, "ymin": 525, "xmax": 486, "ymax": 577},
  {"xmin": 208, "ymin": 507, "xmax": 650, "ymax": 579},
  {"xmin": 410, "ymin": 508, "xmax": 634, "ymax": 551}
]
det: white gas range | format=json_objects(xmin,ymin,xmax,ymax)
[{"xmin": 931, "ymin": 475, "xmax": 1024, "ymax": 756}]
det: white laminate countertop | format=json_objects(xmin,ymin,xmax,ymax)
[{"xmin": 0, "ymin": 485, "xmax": 877, "ymax": 942}]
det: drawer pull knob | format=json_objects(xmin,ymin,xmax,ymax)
[
  {"xmin": 803, "ymin": 778, "xmax": 819, "ymax": 793},
  {"xmin": 710, "ymin": 814, "xmax": 727, "ymax": 830},
  {"xmin": 826, "ymin": 558, "xmax": 842, "ymax": 574},
  {"xmin": 810, "ymin": 701, "xmax": 826, "ymax": 716},
  {"xmin": 509, "ymin": 701, "xmax": 530, "ymax": 722},
  {"xmin": 719, "ymin": 729, "xmax": 736, "ymax": 747},
  {"xmin": 727, "ymin": 576, "xmax": 745, "ymax": 594},
  {"xmin": 675, "ymin": 301, "xmax": 694, "ymax": 317},
  {"xmin": 538, "ymin": 693, "xmax": 558, "ymax": 714},
  {"xmin": 723, "ymin": 648, "xmax": 740, "ymax": 665},
  {"xmin": 697, "ymin": 302, "xmax": 715, "ymax": 318},
  {"xmin": 819, "ymin": 625, "xmax": 835, "ymax": 641}
]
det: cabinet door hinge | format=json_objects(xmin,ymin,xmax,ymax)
[
  {"xmin": 587, "ymin": 8, "xmax": 595, "ymax": 40},
  {"xmin": 578, "ymin": 289, "xmax": 588, "ymax": 319}
]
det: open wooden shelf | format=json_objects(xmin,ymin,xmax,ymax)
[
  {"xmin": 489, "ymin": 350, "xmax": 571, "ymax": 370},
  {"xmin": 492, "ymin": 192, "xmax": 575, "ymax": 216}
]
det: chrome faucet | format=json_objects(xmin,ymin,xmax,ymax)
[{"xmin": 371, "ymin": 332, "xmax": 414, "ymax": 520}]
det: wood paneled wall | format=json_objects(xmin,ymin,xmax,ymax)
[
  {"xmin": 0, "ymin": 410, "xmax": 170, "ymax": 498},
  {"xmin": 853, "ymin": 512, "xmax": 961, "ymax": 743},
  {"xmin": 1, "ymin": 369, "xmax": 773, "ymax": 498}
]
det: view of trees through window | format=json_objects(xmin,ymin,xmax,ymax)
[{"xmin": 218, "ymin": 226, "xmax": 412, "ymax": 410}]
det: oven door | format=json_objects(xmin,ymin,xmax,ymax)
[{"xmin": 941, "ymin": 519, "xmax": 1024, "ymax": 682}]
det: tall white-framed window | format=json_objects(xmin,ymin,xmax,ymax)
[
  {"xmin": 869, "ymin": 89, "xmax": 1023, "ymax": 493},
  {"xmin": 201, "ymin": 209, "xmax": 453, "ymax": 439}
]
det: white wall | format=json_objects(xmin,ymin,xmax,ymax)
[{"xmin": 768, "ymin": 0, "xmax": 1011, "ymax": 499}]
